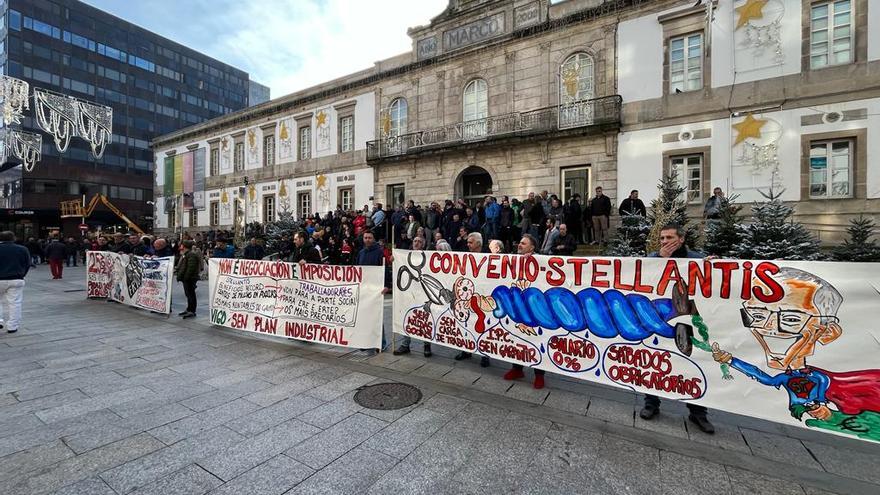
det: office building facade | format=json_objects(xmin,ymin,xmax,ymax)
[{"xmin": 0, "ymin": 0, "xmax": 266, "ymax": 238}]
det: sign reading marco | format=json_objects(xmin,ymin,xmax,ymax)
[{"xmin": 443, "ymin": 13, "xmax": 505, "ymax": 51}]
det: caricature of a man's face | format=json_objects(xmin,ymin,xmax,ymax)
[{"xmin": 741, "ymin": 279, "xmax": 842, "ymax": 370}]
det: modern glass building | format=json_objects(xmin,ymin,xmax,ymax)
[{"xmin": 0, "ymin": 0, "xmax": 268, "ymax": 238}]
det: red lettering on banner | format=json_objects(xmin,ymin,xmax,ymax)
[
  {"xmin": 753, "ymin": 262, "xmax": 784, "ymax": 303},
  {"xmin": 632, "ymin": 259, "xmax": 653, "ymax": 294},
  {"xmin": 656, "ymin": 260, "xmax": 683, "ymax": 296},
  {"xmin": 404, "ymin": 308, "xmax": 434, "ymax": 339},
  {"xmin": 604, "ymin": 344, "xmax": 704, "ymax": 399},
  {"xmin": 230, "ymin": 313, "xmax": 249, "ymax": 329},
  {"xmin": 612, "ymin": 259, "xmax": 634, "ymax": 291},
  {"xmin": 591, "ymin": 259, "xmax": 611, "ymax": 288},
  {"xmin": 485, "ymin": 255, "xmax": 501, "ymax": 279},
  {"xmin": 283, "ymin": 321, "xmax": 349, "ymax": 345},
  {"xmin": 548, "ymin": 335, "xmax": 598, "ymax": 372},
  {"xmin": 546, "ymin": 257, "xmax": 565, "ymax": 287},
  {"xmin": 436, "ymin": 315, "xmax": 475, "ymax": 350},
  {"xmin": 713, "ymin": 261, "xmax": 738, "ymax": 299},
  {"xmin": 566, "ymin": 258, "xmax": 589, "ymax": 286},
  {"xmin": 740, "ymin": 261, "xmax": 753, "ymax": 300},
  {"xmin": 254, "ymin": 316, "xmax": 278, "ymax": 335},
  {"xmin": 687, "ymin": 261, "xmax": 712, "ymax": 298}
]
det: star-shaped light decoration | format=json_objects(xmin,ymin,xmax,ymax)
[
  {"xmin": 247, "ymin": 129, "xmax": 256, "ymax": 148},
  {"xmin": 221, "ymin": 189, "xmax": 228, "ymax": 203},
  {"xmin": 279, "ymin": 122, "xmax": 288, "ymax": 140},
  {"xmin": 732, "ymin": 113, "xmax": 767, "ymax": 145},
  {"xmin": 279, "ymin": 180, "xmax": 287, "ymax": 198},
  {"xmin": 735, "ymin": 0, "xmax": 768, "ymax": 29},
  {"xmin": 381, "ymin": 113, "xmax": 392, "ymax": 136},
  {"xmin": 316, "ymin": 111, "xmax": 327, "ymax": 127},
  {"xmin": 248, "ymin": 184, "xmax": 256, "ymax": 201},
  {"xmin": 316, "ymin": 174, "xmax": 327, "ymax": 189}
]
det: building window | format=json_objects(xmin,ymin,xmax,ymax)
[
  {"xmin": 299, "ymin": 126, "xmax": 311, "ymax": 160},
  {"xmin": 810, "ymin": 1, "xmax": 852, "ymax": 69},
  {"xmin": 189, "ymin": 209, "xmax": 198, "ymax": 228},
  {"xmin": 670, "ymin": 154, "xmax": 703, "ymax": 204},
  {"xmin": 387, "ymin": 183, "xmax": 405, "ymax": 208},
  {"xmin": 210, "ymin": 148, "xmax": 219, "ymax": 176},
  {"xmin": 263, "ymin": 135, "xmax": 275, "ymax": 167},
  {"xmin": 297, "ymin": 191, "xmax": 311, "ymax": 218},
  {"xmin": 210, "ymin": 201, "xmax": 219, "ymax": 226},
  {"xmin": 559, "ymin": 52, "xmax": 594, "ymax": 103},
  {"xmin": 338, "ymin": 186, "xmax": 354, "ymax": 211},
  {"xmin": 669, "ymin": 33, "xmax": 703, "ymax": 93},
  {"xmin": 388, "ymin": 98, "xmax": 407, "ymax": 136},
  {"xmin": 463, "ymin": 79, "xmax": 488, "ymax": 122},
  {"xmin": 809, "ymin": 139, "xmax": 852, "ymax": 198},
  {"xmin": 234, "ymin": 142, "xmax": 244, "ymax": 171},
  {"xmin": 263, "ymin": 195, "xmax": 276, "ymax": 223},
  {"xmin": 340, "ymin": 116, "xmax": 354, "ymax": 152}
]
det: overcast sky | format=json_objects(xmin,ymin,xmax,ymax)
[{"xmin": 82, "ymin": 0, "xmax": 447, "ymax": 98}]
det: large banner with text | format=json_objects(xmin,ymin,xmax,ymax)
[
  {"xmin": 208, "ymin": 259, "xmax": 384, "ymax": 349},
  {"xmin": 86, "ymin": 251, "xmax": 174, "ymax": 314},
  {"xmin": 393, "ymin": 249, "xmax": 880, "ymax": 443}
]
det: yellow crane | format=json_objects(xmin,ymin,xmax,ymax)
[{"xmin": 60, "ymin": 194, "xmax": 145, "ymax": 235}]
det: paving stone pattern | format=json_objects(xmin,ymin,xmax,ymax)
[{"xmin": 0, "ymin": 267, "xmax": 875, "ymax": 494}]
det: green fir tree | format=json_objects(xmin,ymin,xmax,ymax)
[
  {"xmin": 264, "ymin": 211, "xmax": 298, "ymax": 256},
  {"xmin": 831, "ymin": 215, "xmax": 880, "ymax": 262},
  {"xmin": 646, "ymin": 173, "xmax": 699, "ymax": 253},
  {"xmin": 703, "ymin": 195, "xmax": 744, "ymax": 257},
  {"xmin": 605, "ymin": 213, "xmax": 650, "ymax": 256},
  {"xmin": 730, "ymin": 188, "xmax": 822, "ymax": 261}
]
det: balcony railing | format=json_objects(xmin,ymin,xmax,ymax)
[{"xmin": 367, "ymin": 94, "xmax": 621, "ymax": 161}]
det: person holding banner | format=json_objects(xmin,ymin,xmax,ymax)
[
  {"xmin": 639, "ymin": 223, "xmax": 714, "ymax": 434},
  {"xmin": 394, "ymin": 236, "xmax": 433, "ymax": 357},
  {"xmin": 176, "ymin": 240, "xmax": 202, "ymax": 318},
  {"xmin": 357, "ymin": 230, "xmax": 389, "ymax": 353},
  {"xmin": 454, "ymin": 233, "xmax": 491, "ymax": 367},
  {"xmin": 503, "ymin": 234, "xmax": 546, "ymax": 389}
]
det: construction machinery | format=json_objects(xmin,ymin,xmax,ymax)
[{"xmin": 60, "ymin": 194, "xmax": 145, "ymax": 234}]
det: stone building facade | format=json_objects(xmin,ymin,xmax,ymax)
[{"xmin": 617, "ymin": 0, "xmax": 879, "ymax": 243}]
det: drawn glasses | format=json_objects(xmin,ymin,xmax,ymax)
[{"xmin": 739, "ymin": 304, "xmax": 838, "ymax": 334}]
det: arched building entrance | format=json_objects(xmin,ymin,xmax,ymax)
[{"xmin": 454, "ymin": 166, "xmax": 493, "ymax": 207}]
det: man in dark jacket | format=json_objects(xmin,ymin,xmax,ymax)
[
  {"xmin": 356, "ymin": 230, "xmax": 389, "ymax": 353},
  {"xmin": 288, "ymin": 232, "xmax": 321, "ymax": 264},
  {"xmin": 176, "ymin": 240, "xmax": 201, "ymax": 318},
  {"xmin": 564, "ymin": 194, "xmax": 583, "ymax": 244},
  {"xmin": 152, "ymin": 238, "xmax": 174, "ymax": 257},
  {"xmin": 0, "ymin": 231, "xmax": 29, "ymax": 333},
  {"xmin": 243, "ymin": 237, "xmax": 266, "ymax": 260},
  {"xmin": 65, "ymin": 237, "xmax": 79, "ymax": 267},
  {"xmin": 45, "ymin": 236, "xmax": 67, "ymax": 279},
  {"xmin": 26, "ymin": 237, "xmax": 41, "ymax": 267},
  {"xmin": 590, "ymin": 186, "xmax": 612, "ymax": 245},
  {"xmin": 619, "ymin": 189, "xmax": 647, "ymax": 217},
  {"xmin": 551, "ymin": 223, "xmax": 577, "ymax": 256}
]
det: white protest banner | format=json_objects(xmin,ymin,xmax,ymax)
[
  {"xmin": 208, "ymin": 258, "xmax": 384, "ymax": 349},
  {"xmin": 393, "ymin": 249, "xmax": 880, "ymax": 443},
  {"xmin": 86, "ymin": 251, "xmax": 175, "ymax": 314}
]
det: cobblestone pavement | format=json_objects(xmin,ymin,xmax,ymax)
[{"xmin": 1, "ymin": 265, "xmax": 878, "ymax": 494}]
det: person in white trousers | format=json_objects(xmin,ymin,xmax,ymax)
[{"xmin": 0, "ymin": 231, "xmax": 30, "ymax": 334}]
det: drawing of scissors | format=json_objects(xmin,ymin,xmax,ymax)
[{"xmin": 397, "ymin": 251, "xmax": 454, "ymax": 309}]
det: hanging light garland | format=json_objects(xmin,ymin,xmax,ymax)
[
  {"xmin": 77, "ymin": 99, "xmax": 113, "ymax": 159},
  {"xmin": 34, "ymin": 88, "xmax": 113, "ymax": 158},
  {"xmin": 1, "ymin": 128, "xmax": 42, "ymax": 172},
  {"xmin": 0, "ymin": 75, "xmax": 30, "ymax": 125}
]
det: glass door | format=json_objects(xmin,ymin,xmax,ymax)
[{"xmin": 561, "ymin": 166, "xmax": 590, "ymax": 203}]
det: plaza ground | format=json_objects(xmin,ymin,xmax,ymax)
[{"xmin": 0, "ymin": 265, "xmax": 878, "ymax": 494}]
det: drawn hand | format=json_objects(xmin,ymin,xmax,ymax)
[
  {"xmin": 513, "ymin": 279, "xmax": 530, "ymax": 290},
  {"xmin": 476, "ymin": 295, "xmax": 496, "ymax": 312},
  {"xmin": 516, "ymin": 323, "xmax": 537, "ymax": 336},
  {"xmin": 711, "ymin": 342, "xmax": 732, "ymax": 364},
  {"xmin": 807, "ymin": 404, "xmax": 832, "ymax": 421}
]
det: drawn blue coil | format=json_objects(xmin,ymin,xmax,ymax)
[{"xmin": 490, "ymin": 286, "xmax": 679, "ymax": 341}]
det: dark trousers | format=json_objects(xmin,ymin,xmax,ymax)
[
  {"xmin": 512, "ymin": 364, "xmax": 545, "ymax": 376},
  {"xmin": 644, "ymin": 394, "xmax": 707, "ymax": 417},
  {"xmin": 49, "ymin": 259, "xmax": 63, "ymax": 279},
  {"xmin": 182, "ymin": 280, "xmax": 198, "ymax": 313},
  {"xmin": 66, "ymin": 254, "xmax": 77, "ymax": 267}
]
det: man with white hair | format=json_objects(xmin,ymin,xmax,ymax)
[{"xmin": 453, "ymin": 232, "xmax": 490, "ymax": 367}]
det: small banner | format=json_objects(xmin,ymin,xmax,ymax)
[
  {"xmin": 163, "ymin": 156, "xmax": 174, "ymax": 198},
  {"xmin": 193, "ymin": 148, "xmax": 206, "ymax": 210},
  {"xmin": 86, "ymin": 251, "xmax": 175, "ymax": 314},
  {"xmin": 182, "ymin": 152, "xmax": 194, "ymax": 210},
  {"xmin": 208, "ymin": 259, "xmax": 384, "ymax": 349},
  {"xmin": 392, "ymin": 249, "xmax": 880, "ymax": 443}
]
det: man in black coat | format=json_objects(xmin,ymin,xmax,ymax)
[
  {"xmin": 287, "ymin": 231, "xmax": 321, "ymax": 264},
  {"xmin": 589, "ymin": 186, "xmax": 611, "ymax": 245},
  {"xmin": 619, "ymin": 189, "xmax": 647, "ymax": 217},
  {"xmin": 45, "ymin": 236, "xmax": 68, "ymax": 279},
  {"xmin": 564, "ymin": 194, "xmax": 583, "ymax": 244},
  {"xmin": 551, "ymin": 223, "xmax": 577, "ymax": 256},
  {"xmin": 0, "ymin": 231, "xmax": 30, "ymax": 333}
]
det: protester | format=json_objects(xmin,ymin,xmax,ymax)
[
  {"xmin": 619, "ymin": 189, "xmax": 647, "ymax": 217},
  {"xmin": 45, "ymin": 236, "xmax": 67, "ymax": 280},
  {"xmin": 26, "ymin": 237, "xmax": 41, "ymax": 267},
  {"xmin": 0, "ymin": 231, "xmax": 29, "ymax": 334},
  {"xmin": 243, "ymin": 237, "xmax": 266, "ymax": 260},
  {"xmin": 393, "ymin": 236, "xmax": 432, "ymax": 357},
  {"xmin": 212, "ymin": 239, "xmax": 235, "ymax": 258},
  {"xmin": 590, "ymin": 186, "xmax": 611, "ymax": 245},
  {"xmin": 639, "ymin": 223, "xmax": 714, "ymax": 434},
  {"xmin": 453, "ymin": 232, "xmax": 491, "ymax": 367},
  {"xmin": 288, "ymin": 231, "xmax": 321, "ymax": 264},
  {"xmin": 551, "ymin": 223, "xmax": 577, "ymax": 256},
  {"xmin": 65, "ymin": 237, "xmax": 79, "ymax": 267},
  {"xmin": 152, "ymin": 238, "xmax": 174, "ymax": 257},
  {"xmin": 356, "ymin": 230, "xmax": 388, "ymax": 353},
  {"xmin": 176, "ymin": 240, "xmax": 201, "ymax": 319},
  {"xmin": 503, "ymin": 234, "xmax": 546, "ymax": 388},
  {"xmin": 704, "ymin": 187, "xmax": 725, "ymax": 220}
]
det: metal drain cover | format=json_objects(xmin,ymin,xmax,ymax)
[{"xmin": 353, "ymin": 383, "xmax": 422, "ymax": 410}]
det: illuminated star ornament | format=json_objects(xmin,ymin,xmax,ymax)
[
  {"xmin": 732, "ymin": 113, "xmax": 767, "ymax": 145},
  {"xmin": 316, "ymin": 174, "xmax": 327, "ymax": 188},
  {"xmin": 316, "ymin": 111, "xmax": 327, "ymax": 127},
  {"xmin": 735, "ymin": 0, "xmax": 768, "ymax": 29}
]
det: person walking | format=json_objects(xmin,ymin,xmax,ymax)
[
  {"xmin": 176, "ymin": 240, "xmax": 201, "ymax": 318},
  {"xmin": 45, "ymin": 236, "xmax": 67, "ymax": 280},
  {"xmin": 65, "ymin": 237, "xmax": 79, "ymax": 267},
  {"xmin": 26, "ymin": 237, "xmax": 41, "ymax": 267},
  {"xmin": 0, "ymin": 231, "xmax": 29, "ymax": 334},
  {"xmin": 503, "ymin": 234, "xmax": 546, "ymax": 389},
  {"xmin": 590, "ymin": 186, "xmax": 611, "ymax": 245},
  {"xmin": 639, "ymin": 223, "xmax": 715, "ymax": 434}
]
